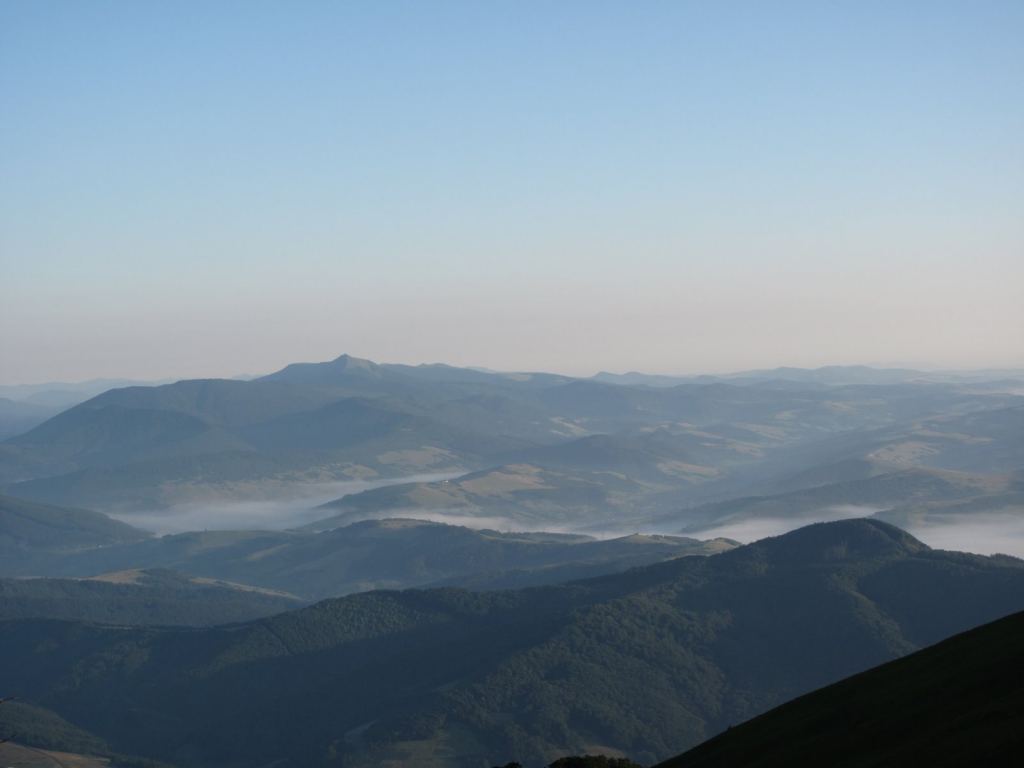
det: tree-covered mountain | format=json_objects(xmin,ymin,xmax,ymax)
[
  {"xmin": 2, "ymin": 520, "xmax": 1021, "ymax": 767},
  {"xmin": 3, "ymin": 516, "xmax": 734, "ymax": 601},
  {"xmin": 0, "ymin": 380, "xmax": 512, "ymax": 508},
  {"xmin": 655, "ymin": 608, "xmax": 1024, "ymax": 768},
  {"xmin": 0, "ymin": 569, "xmax": 302, "ymax": 626},
  {"xmin": 0, "ymin": 699, "xmax": 173, "ymax": 767},
  {"xmin": 0, "ymin": 494, "xmax": 148, "ymax": 562}
]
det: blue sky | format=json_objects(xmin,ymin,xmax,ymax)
[{"xmin": 2, "ymin": 1, "xmax": 1022, "ymax": 381}]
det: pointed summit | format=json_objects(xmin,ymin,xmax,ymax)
[
  {"xmin": 329, "ymin": 353, "xmax": 379, "ymax": 371},
  {"xmin": 259, "ymin": 354, "xmax": 383, "ymax": 385}
]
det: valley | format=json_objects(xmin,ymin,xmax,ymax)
[
  {"xmin": 7, "ymin": 5, "xmax": 1021, "ymax": 764},
  {"xmin": 3, "ymin": 356, "xmax": 1021, "ymax": 554},
  {"xmin": 1, "ymin": 358, "xmax": 1022, "ymax": 767}
]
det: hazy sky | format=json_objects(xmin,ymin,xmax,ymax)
[{"xmin": 2, "ymin": 1, "xmax": 1022, "ymax": 383}]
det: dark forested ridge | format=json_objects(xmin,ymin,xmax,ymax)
[
  {"xmin": 0, "ymin": 493, "xmax": 147, "ymax": 550},
  {"xmin": 0, "ymin": 699, "xmax": 172, "ymax": 767},
  {"xmin": 0, "ymin": 569, "xmax": 302, "ymax": 626},
  {"xmin": 2, "ymin": 519, "xmax": 1022, "ymax": 768},
  {"xmin": 0, "ymin": 493, "xmax": 150, "ymax": 575},
  {"xmin": 655, "ymin": 609, "xmax": 1024, "ymax": 768},
  {"xmin": 1, "ymin": 515, "xmax": 735, "ymax": 600}
]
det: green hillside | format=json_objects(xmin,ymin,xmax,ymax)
[
  {"xmin": 0, "ymin": 569, "xmax": 302, "ymax": 625},
  {"xmin": 1, "ymin": 520, "xmax": 1021, "ymax": 767},
  {"xmin": 0, "ymin": 699, "xmax": 172, "ymax": 767},
  {"xmin": 0, "ymin": 494, "xmax": 147, "ymax": 557}
]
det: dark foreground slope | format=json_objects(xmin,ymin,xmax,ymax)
[
  {"xmin": 1, "ymin": 520, "xmax": 1022, "ymax": 768},
  {"xmin": 657, "ymin": 609, "xmax": 1024, "ymax": 768},
  {"xmin": 0, "ymin": 699, "xmax": 172, "ymax": 768}
]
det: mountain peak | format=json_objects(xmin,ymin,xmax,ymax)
[
  {"xmin": 330, "ymin": 353, "xmax": 378, "ymax": 370},
  {"xmin": 748, "ymin": 518, "xmax": 929, "ymax": 564},
  {"xmin": 259, "ymin": 354, "xmax": 383, "ymax": 384}
]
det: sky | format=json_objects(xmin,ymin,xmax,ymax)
[{"xmin": 2, "ymin": 1, "xmax": 1022, "ymax": 383}]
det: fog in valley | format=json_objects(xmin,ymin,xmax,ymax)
[
  {"xmin": 2, "ymin": 3, "xmax": 1022, "ymax": 766},
  {"xmin": 683, "ymin": 509, "xmax": 1024, "ymax": 559},
  {"xmin": 903, "ymin": 515, "xmax": 1024, "ymax": 558},
  {"xmin": 680, "ymin": 505, "xmax": 887, "ymax": 545},
  {"xmin": 110, "ymin": 473, "xmax": 458, "ymax": 534},
  {"xmin": 112, "ymin": 479, "xmax": 1024, "ymax": 561}
]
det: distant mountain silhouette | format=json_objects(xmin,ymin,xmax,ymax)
[{"xmin": 2, "ymin": 356, "xmax": 1020, "ymax": 535}]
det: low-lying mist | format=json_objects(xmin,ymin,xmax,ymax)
[
  {"xmin": 109, "ymin": 473, "xmax": 457, "ymax": 534},
  {"xmin": 683, "ymin": 507, "xmax": 1024, "ymax": 558},
  {"xmin": 112, "ymin": 488, "xmax": 1024, "ymax": 561},
  {"xmin": 679, "ymin": 505, "xmax": 886, "ymax": 545},
  {"xmin": 905, "ymin": 514, "xmax": 1024, "ymax": 558}
]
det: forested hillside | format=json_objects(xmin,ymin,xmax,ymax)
[{"xmin": 2, "ymin": 520, "xmax": 1021, "ymax": 767}]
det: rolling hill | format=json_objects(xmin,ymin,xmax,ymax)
[
  {"xmin": 0, "ymin": 494, "xmax": 148, "ymax": 561},
  {"xmin": 5, "ymin": 356, "xmax": 1020, "ymax": 518},
  {"xmin": 762, "ymin": 404, "xmax": 1024, "ymax": 495},
  {"xmin": 669, "ymin": 466, "xmax": 1013, "ymax": 533},
  {"xmin": 308, "ymin": 463, "xmax": 661, "ymax": 531},
  {"xmin": 2, "ymin": 517, "xmax": 735, "ymax": 601}
]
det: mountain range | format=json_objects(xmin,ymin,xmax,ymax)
[
  {"xmin": 0, "ymin": 492, "xmax": 735, "ymax": 600},
  {"xmin": 2, "ymin": 356, "xmax": 1021, "ymax": 551}
]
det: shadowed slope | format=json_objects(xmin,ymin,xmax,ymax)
[{"xmin": 656, "ymin": 609, "xmax": 1024, "ymax": 768}]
